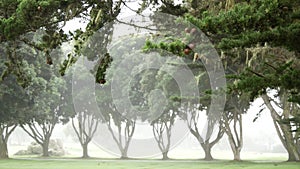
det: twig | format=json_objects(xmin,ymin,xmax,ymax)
[{"xmin": 115, "ymin": 19, "xmax": 166, "ymax": 32}]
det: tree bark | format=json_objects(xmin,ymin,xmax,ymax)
[
  {"xmin": 120, "ymin": 150, "xmax": 128, "ymax": 159},
  {"xmin": 42, "ymin": 139, "xmax": 49, "ymax": 157},
  {"xmin": 21, "ymin": 120, "xmax": 56, "ymax": 157},
  {"xmin": 201, "ymin": 143, "xmax": 213, "ymax": 161},
  {"xmin": 82, "ymin": 143, "xmax": 89, "ymax": 158},
  {"xmin": 262, "ymin": 94, "xmax": 300, "ymax": 161},
  {"xmin": 0, "ymin": 124, "xmax": 17, "ymax": 159},
  {"xmin": 223, "ymin": 112, "xmax": 243, "ymax": 161},
  {"xmin": 283, "ymin": 126, "xmax": 300, "ymax": 161},
  {"xmin": 72, "ymin": 114, "xmax": 99, "ymax": 159},
  {"xmin": 187, "ymin": 105, "xmax": 224, "ymax": 161},
  {"xmin": 0, "ymin": 136, "xmax": 8, "ymax": 159},
  {"xmin": 287, "ymin": 146, "xmax": 299, "ymax": 161},
  {"xmin": 107, "ymin": 118, "xmax": 135, "ymax": 159},
  {"xmin": 162, "ymin": 151, "xmax": 169, "ymax": 160},
  {"xmin": 233, "ymin": 149, "xmax": 241, "ymax": 161},
  {"xmin": 152, "ymin": 120, "xmax": 172, "ymax": 160}
]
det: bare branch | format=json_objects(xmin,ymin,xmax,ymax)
[{"xmin": 115, "ymin": 19, "xmax": 165, "ymax": 32}]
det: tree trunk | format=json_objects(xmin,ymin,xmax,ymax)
[
  {"xmin": 223, "ymin": 110, "xmax": 243, "ymax": 161},
  {"xmin": 233, "ymin": 149, "xmax": 241, "ymax": 161},
  {"xmin": 283, "ymin": 128, "xmax": 300, "ymax": 161},
  {"xmin": 287, "ymin": 149, "xmax": 299, "ymax": 161},
  {"xmin": 0, "ymin": 137, "xmax": 8, "ymax": 159},
  {"xmin": 82, "ymin": 143, "xmax": 89, "ymax": 158},
  {"xmin": 262, "ymin": 94, "xmax": 300, "ymax": 161},
  {"xmin": 0, "ymin": 124, "xmax": 17, "ymax": 159},
  {"xmin": 120, "ymin": 150, "xmax": 128, "ymax": 159},
  {"xmin": 162, "ymin": 151, "xmax": 169, "ymax": 160},
  {"xmin": 152, "ymin": 120, "xmax": 172, "ymax": 161},
  {"xmin": 226, "ymin": 117, "xmax": 243, "ymax": 161},
  {"xmin": 42, "ymin": 140, "xmax": 49, "ymax": 157},
  {"xmin": 202, "ymin": 143, "xmax": 213, "ymax": 161},
  {"xmin": 107, "ymin": 119, "xmax": 135, "ymax": 160}
]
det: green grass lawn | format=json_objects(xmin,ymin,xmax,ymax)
[{"xmin": 0, "ymin": 158, "xmax": 299, "ymax": 169}]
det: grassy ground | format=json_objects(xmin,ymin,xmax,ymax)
[{"xmin": 0, "ymin": 158, "xmax": 299, "ymax": 169}]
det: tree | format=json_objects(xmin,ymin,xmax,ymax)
[
  {"xmin": 71, "ymin": 111, "xmax": 99, "ymax": 158},
  {"xmin": 184, "ymin": 101, "xmax": 224, "ymax": 161},
  {"xmin": 20, "ymin": 74, "xmax": 67, "ymax": 157},
  {"xmin": 178, "ymin": 0, "xmax": 300, "ymax": 160},
  {"xmin": 151, "ymin": 112, "xmax": 176, "ymax": 160},
  {"xmin": 141, "ymin": 12, "xmax": 226, "ymax": 160},
  {"xmin": 0, "ymin": 74, "xmax": 32, "ymax": 159},
  {"xmin": 71, "ymin": 62, "xmax": 100, "ymax": 158},
  {"xmin": 107, "ymin": 31, "xmax": 200, "ymax": 159},
  {"xmin": 0, "ymin": 34, "xmax": 55, "ymax": 158},
  {"xmin": 184, "ymin": 0, "xmax": 300, "ymax": 161},
  {"xmin": 218, "ymin": 47, "xmax": 251, "ymax": 161},
  {"xmin": 96, "ymin": 54, "xmax": 137, "ymax": 159},
  {"xmin": 97, "ymin": 86, "xmax": 136, "ymax": 159},
  {"xmin": 106, "ymin": 114, "xmax": 135, "ymax": 159},
  {"xmin": 222, "ymin": 92, "xmax": 250, "ymax": 161},
  {"xmin": 148, "ymin": 93, "xmax": 178, "ymax": 160},
  {"xmin": 0, "ymin": 0, "xmax": 79, "ymax": 81},
  {"xmin": 232, "ymin": 46, "xmax": 300, "ymax": 161},
  {"xmin": 140, "ymin": 63, "xmax": 181, "ymax": 160},
  {"xmin": 0, "ymin": 1, "xmax": 83, "ymax": 158},
  {"xmin": 0, "ymin": 0, "xmax": 125, "ymax": 81},
  {"xmin": 0, "ymin": 0, "xmax": 125, "ymax": 158},
  {"xmin": 0, "ymin": 0, "xmax": 183, "ymax": 159},
  {"xmin": 17, "ymin": 44, "xmax": 68, "ymax": 157},
  {"xmin": 0, "ymin": 0, "xmax": 191, "ymax": 82}
]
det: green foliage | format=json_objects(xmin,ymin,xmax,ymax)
[
  {"xmin": 185, "ymin": 0, "xmax": 300, "ymax": 51},
  {"xmin": 0, "ymin": 0, "xmax": 63, "ymax": 41},
  {"xmin": 0, "ymin": 0, "xmax": 123, "ymax": 79},
  {"xmin": 143, "ymin": 39, "xmax": 187, "ymax": 57},
  {"xmin": 0, "ymin": 75, "xmax": 32, "ymax": 125},
  {"xmin": 0, "ymin": 0, "xmax": 299, "ymax": 159},
  {"xmin": 182, "ymin": 0, "xmax": 300, "ymax": 134},
  {"xmin": 59, "ymin": 53, "xmax": 77, "ymax": 76},
  {"xmin": 230, "ymin": 60, "xmax": 300, "ymax": 102},
  {"xmin": 95, "ymin": 53, "xmax": 112, "ymax": 84},
  {"xmin": 229, "ymin": 54, "xmax": 300, "ymax": 139},
  {"xmin": 218, "ymin": 22, "xmax": 300, "ymax": 52}
]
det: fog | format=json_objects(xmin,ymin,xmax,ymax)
[
  {"xmin": 6, "ymin": 1, "xmax": 286, "ymax": 160},
  {"xmin": 8, "ymin": 97, "xmax": 286, "ymax": 159}
]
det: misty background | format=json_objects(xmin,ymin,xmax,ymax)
[
  {"xmin": 8, "ymin": 97, "xmax": 286, "ymax": 159},
  {"xmin": 4, "ymin": 0, "xmax": 287, "ymax": 161}
]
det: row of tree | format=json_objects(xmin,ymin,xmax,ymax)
[{"xmin": 0, "ymin": 0, "xmax": 299, "ymax": 161}]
